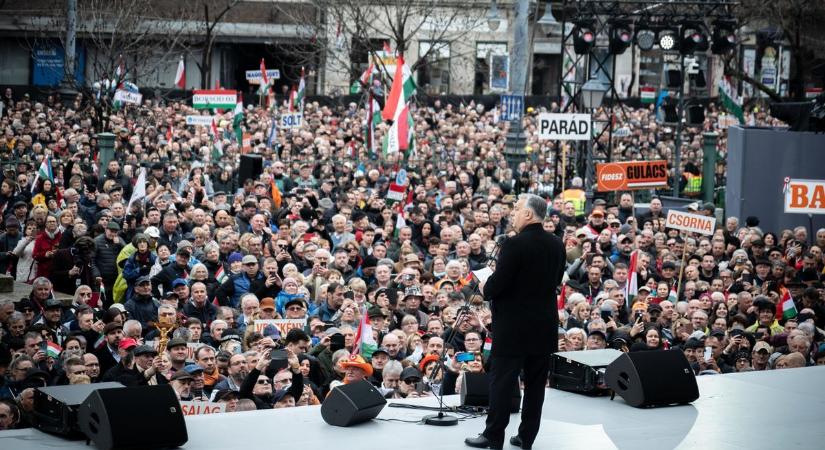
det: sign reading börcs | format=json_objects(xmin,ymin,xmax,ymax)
[
  {"xmin": 596, "ymin": 160, "xmax": 669, "ymax": 192},
  {"xmin": 537, "ymin": 113, "xmax": 591, "ymax": 141}
]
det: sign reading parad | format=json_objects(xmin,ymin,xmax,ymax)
[
  {"xmin": 784, "ymin": 179, "xmax": 825, "ymax": 214},
  {"xmin": 665, "ymin": 210, "xmax": 716, "ymax": 235},
  {"xmin": 596, "ymin": 160, "xmax": 669, "ymax": 191},
  {"xmin": 537, "ymin": 113, "xmax": 591, "ymax": 141}
]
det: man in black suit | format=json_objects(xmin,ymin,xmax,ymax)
[{"xmin": 465, "ymin": 194, "xmax": 565, "ymax": 450}]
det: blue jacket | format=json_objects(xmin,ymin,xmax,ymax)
[{"xmin": 217, "ymin": 271, "xmax": 265, "ymax": 308}]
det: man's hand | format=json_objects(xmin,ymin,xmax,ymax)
[{"xmin": 256, "ymin": 348, "xmax": 272, "ymax": 372}]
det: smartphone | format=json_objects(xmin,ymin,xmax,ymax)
[
  {"xmin": 635, "ymin": 311, "xmax": 644, "ymax": 322},
  {"xmin": 741, "ymin": 273, "xmax": 753, "ymax": 283},
  {"xmin": 39, "ymin": 341, "xmax": 48, "ymax": 353},
  {"xmin": 703, "ymin": 346, "xmax": 713, "ymax": 362},
  {"xmin": 600, "ymin": 309, "xmax": 613, "ymax": 322},
  {"xmin": 455, "ymin": 352, "xmax": 475, "ymax": 363},
  {"xmin": 270, "ymin": 349, "xmax": 288, "ymax": 361}
]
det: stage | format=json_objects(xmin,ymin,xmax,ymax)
[{"xmin": 2, "ymin": 366, "xmax": 824, "ymax": 449}]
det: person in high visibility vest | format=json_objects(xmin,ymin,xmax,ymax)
[
  {"xmin": 562, "ymin": 177, "xmax": 586, "ymax": 217},
  {"xmin": 683, "ymin": 173, "xmax": 703, "ymax": 197}
]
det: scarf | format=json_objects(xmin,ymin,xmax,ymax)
[{"xmin": 203, "ymin": 367, "xmax": 222, "ymax": 386}]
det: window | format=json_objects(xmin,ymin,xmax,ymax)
[
  {"xmin": 417, "ymin": 41, "xmax": 451, "ymax": 95},
  {"xmin": 475, "ymin": 42, "xmax": 508, "ymax": 95}
]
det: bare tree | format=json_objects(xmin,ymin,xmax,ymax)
[
  {"xmin": 194, "ymin": 0, "xmax": 242, "ymax": 89},
  {"xmin": 273, "ymin": 0, "xmax": 489, "ymax": 95},
  {"xmin": 733, "ymin": 0, "xmax": 825, "ymax": 100}
]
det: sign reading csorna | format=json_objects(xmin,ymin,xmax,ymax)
[
  {"xmin": 537, "ymin": 113, "xmax": 591, "ymax": 141},
  {"xmin": 665, "ymin": 210, "xmax": 716, "ymax": 235}
]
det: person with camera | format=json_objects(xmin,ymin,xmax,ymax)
[
  {"xmin": 239, "ymin": 347, "xmax": 304, "ymax": 410},
  {"xmin": 51, "ymin": 236, "xmax": 100, "ymax": 296}
]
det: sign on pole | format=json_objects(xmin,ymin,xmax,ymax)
[
  {"xmin": 596, "ymin": 160, "xmax": 669, "ymax": 191},
  {"xmin": 185, "ymin": 115, "xmax": 215, "ymax": 126},
  {"xmin": 113, "ymin": 89, "xmax": 142, "ymax": 105},
  {"xmin": 784, "ymin": 178, "xmax": 825, "ymax": 214},
  {"xmin": 245, "ymin": 69, "xmax": 281, "ymax": 85},
  {"xmin": 280, "ymin": 113, "xmax": 303, "ymax": 129},
  {"xmin": 192, "ymin": 89, "xmax": 236, "ymax": 110},
  {"xmin": 500, "ymin": 94, "xmax": 524, "ymax": 122},
  {"xmin": 537, "ymin": 113, "xmax": 592, "ymax": 141},
  {"xmin": 665, "ymin": 210, "xmax": 716, "ymax": 235}
]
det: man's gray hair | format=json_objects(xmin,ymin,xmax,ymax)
[
  {"xmin": 519, "ymin": 194, "xmax": 546, "ymax": 220},
  {"xmin": 383, "ymin": 360, "xmax": 403, "ymax": 378}
]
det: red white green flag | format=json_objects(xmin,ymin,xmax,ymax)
[
  {"xmin": 778, "ymin": 288, "xmax": 798, "ymax": 321},
  {"xmin": 352, "ymin": 307, "xmax": 377, "ymax": 358}
]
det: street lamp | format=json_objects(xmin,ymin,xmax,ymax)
[
  {"xmin": 487, "ymin": 0, "xmax": 502, "ymax": 32},
  {"xmin": 581, "ymin": 78, "xmax": 609, "ymax": 110},
  {"xmin": 537, "ymin": 1, "xmax": 561, "ymax": 36}
]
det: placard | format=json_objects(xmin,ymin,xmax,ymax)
[
  {"xmin": 253, "ymin": 318, "xmax": 307, "ymax": 336},
  {"xmin": 280, "ymin": 113, "xmax": 303, "ymax": 129},
  {"xmin": 665, "ymin": 210, "xmax": 716, "ymax": 235},
  {"xmin": 192, "ymin": 89, "xmax": 237, "ymax": 110},
  {"xmin": 596, "ymin": 160, "xmax": 668, "ymax": 191},
  {"xmin": 113, "ymin": 89, "xmax": 142, "ymax": 105},
  {"xmin": 186, "ymin": 115, "xmax": 215, "ymax": 126},
  {"xmin": 784, "ymin": 179, "xmax": 825, "ymax": 214},
  {"xmin": 180, "ymin": 401, "xmax": 226, "ymax": 416},
  {"xmin": 537, "ymin": 113, "xmax": 592, "ymax": 141},
  {"xmin": 245, "ymin": 69, "xmax": 281, "ymax": 84}
]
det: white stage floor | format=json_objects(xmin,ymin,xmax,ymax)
[{"xmin": 3, "ymin": 366, "xmax": 824, "ymax": 450}]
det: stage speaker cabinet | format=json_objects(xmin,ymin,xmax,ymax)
[
  {"xmin": 321, "ymin": 380, "xmax": 387, "ymax": 427},
  {"xmin": 77, "ymin": 385, "xmax": 188, "ymax": 450},
  {"xmin": 460, "ymin": 372, "xmax": 521, "ymax": 413},
  {"xmin": 33, "ymin": 382, "xmax": 125, "ymax": 438},
  {"xmin": 661, "ymin": 104, "xmax": 679, "ymax": 124},
  {"xmin": 687, "ymin": 104, "xmax": 705, "ymax": 125},
  {"xmin": 549, "ymin": 349, "xmax": 622, "ymax": 395},
  {"xmin": 605, "ymin": 350, "xmax": 699, "ymax": 408},
  {"xmin": 665, "ymin": 69, "xmax": 683, "ymax": 88},
  {"xmin": 238, "ymin": 154, "xmax": 263, "ymax": 184}
]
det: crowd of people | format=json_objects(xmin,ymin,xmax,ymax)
[{"xmin": 0, "ymin": 86, "xmax": 822, "ymax": 431}]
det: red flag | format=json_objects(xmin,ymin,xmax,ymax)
[{"xmin": 260, "ymin": 58, "xmax": 269, "ymax": 86}]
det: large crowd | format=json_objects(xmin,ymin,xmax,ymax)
[{"xmin": 0, "ymin": 86, "xmax": 822, "ymax": 430}]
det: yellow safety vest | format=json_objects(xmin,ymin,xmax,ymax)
[
  {"xmin": 684, "ymin": 173, "xmax": 702, "ymax": 196},
  {"xmin": 562, "ymin": 189, "xmax": 586, "ymax": 216}
]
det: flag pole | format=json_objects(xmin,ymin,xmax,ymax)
[{"xmin": 675, "ymin": 231, "xmax": 688, "ymax": 300}]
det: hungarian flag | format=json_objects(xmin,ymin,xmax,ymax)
[
  {"xmin": 211, "ymin": 118, "xmax": 223, "ymax": 160},
  {"xmin": 126, "ymin": 167, "xmax": 147, "ymax": 211},
  {"xmin": 45, "ymin": 341, "xmax": 62, "ymax": 359},
  {"xmin": 667, "ymin": 285, "xmax": 679, "ymax": 303},
  {"xmin": 294, "ymin": 67, "xmax": 305, "ymax": 111},
  {"xmin": 625, "ymin": 250, "xmax": 639, "ymax": 311},
  {"xmin": 777, "ymin": 288, "xmax": 798, "ymax": 321},
  {"xmin": 259, "ymin": 58, "xmax": 272, "ymax": 102},
  {"xmin": 482, "ymin": 336, "xmax": 493, "ymax": 359},
  {"xmin": 287, "ymin": 87, "xmax": 296, "ymax": 113},
  {"xmin": 215, "ymin": 265, "xmax": 228, "ymax": 285},
  {"xmin": 719, "ymin": 76, "xmax": 745, "ymax": 124},
  {"xmin": 393, "ymin": 212, "xmax": 406, "ymax": 238},
  {"xmin": 31, "ymin": 156, "xmax": 54, "ymax": 193},
  {"xmin": 352, "ymin": 306, "xmax": 377, "ymax": 358},
  {"xmin": 381, "ymin": 56, "xmax": 411, "ymax": 155},
  {"xmin": 174, "ymin": 56, "xmax": 185, "ymax": 89},
  {"xmin": 233, "ymin": 93, "xmax": 244, "ymax": 144},
  {"xmin": 350, "ymin": 63, "xmax": 374, "ymax": 94},
  {"xmin": 557, "ymin": 283, "xmax": 567, "ymax": 314}
]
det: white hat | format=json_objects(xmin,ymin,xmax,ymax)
[{"xmin": 144, "ymin": 226, "xmax": 160, "ymax": 239}]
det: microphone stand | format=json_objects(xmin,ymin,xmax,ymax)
[{"xmin": 422, "ymin": 238, "xmax": 501, "ymax": 426}]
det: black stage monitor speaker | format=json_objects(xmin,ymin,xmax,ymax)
[
  {"xmin": 549, "ymin": 349, "xmax": 622, "ymax": 395},
  {"xmin": 661, "ymin": 103, "xmax": 679, "ymax": 124},
  {"xmin": 460, "ymin": 372, "xmax": 521, "ymax": 412},
  {"xmin": 321, "ymin": 380, "xmax": 387, "ymax": 427},
  {"xmin": 33, "ymin": 382, "xmax": 125, "ymax": 437},
  {"xmin": 238, "ymin": 154, "xmax": 263, "ymax": 184},
  {"xmin": 77, "ymin": 385, "xmax": 188, "ymax": 450},
  {"xmin": 605, "ymin": 350, "xmax": 699, "ymax": 408}
]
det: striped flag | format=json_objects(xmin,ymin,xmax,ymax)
[
  {"xmin": 174, "ymin": 56, "xmax": 185, "ymax": 89},
  {"xmin": 352, "ymin": 306, "xmax": 377, "ymax": 358},
  {"xmin": 294, "ymin": 67, "xmax": 305, "ymax": 112},
  {"xmin": 215, "ymin": 265, "xmax": 228, "ymax": 285},
  {"xmin": 381, "ymin": 55, "xmax": 410, "ymax": 155},
  {"xmin": 667, "ymin": 286, "xmax": 679, "ymax": 303},
  {"xmin": 233, "ymin": 93, "xmax": 244, "ymax": 144},
  {"xmin": 482, "ymin": 336, "xmax": 493, "ymax": 359},
  {"xmin": 625, "ymin": 250, "xmax": 638, "ymax": 311},
  {"xmin": 127, "ymin": 168, "xmax": 146, "ymax": 212},
  {"xmin": 778, "ymin": 288, "xmax": 798, "ymax": 321},
  {"xmin": 45, "ymin": 341, "xmax": 62, "ymax": 359},
  {"xmin": 719, "ymin": 76, "xmax": 745, "ymax": 124},
  {"xmin": 31, "ymin": 156, "xmax": 54, "ymax": 193}
]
